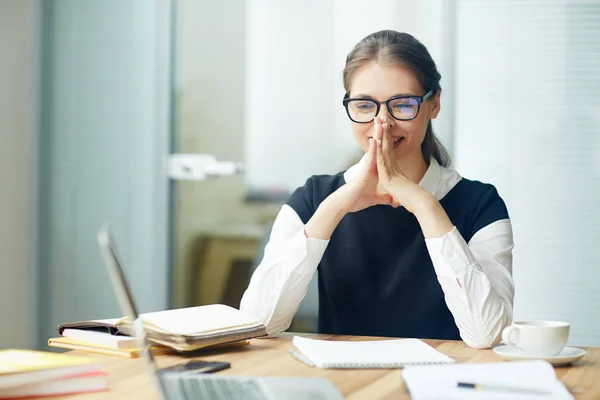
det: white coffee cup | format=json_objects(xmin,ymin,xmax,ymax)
[{"xmin": 501, "ymin": 320, "xmax": 570, "ymax": 356}]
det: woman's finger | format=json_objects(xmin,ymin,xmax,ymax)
[
  {"xmin": 376, "ymin": 134, "xmax": 389, "ymax": 182},
  {"xmin": 381, "ymin": 116, "xmax": 395, "ymax": 171},
  {"xmin": 367, "ymin": 137, "xmax": 377, "ymax": 166},
  {"xmin": 373, "ymin": 117, "xmax": 383, "ymax": 143},
  {"xmin": 358, "ymin": 138, "xmax": 377, "ymax": 180},
  {"xmin": 381, "ymin": 117, "xmax": 391, "ymax": 154},
  {"xmin": 373, "ymin": 117, "xmax": 386, "ymax": 176}
]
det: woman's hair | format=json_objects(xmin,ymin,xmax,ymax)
[{"xmin": 343, "ymin": 30, "xmax": 451, "ymax": 167}]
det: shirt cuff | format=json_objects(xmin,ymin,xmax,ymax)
[
  {"xmin": 283, "ymin": 228, "xmax": 329, "ymax": 274},
  {"xmin": 425, "ymin": 226, "xmax": 479, "ymax": 277}
]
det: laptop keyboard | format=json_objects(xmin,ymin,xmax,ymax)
[{"xmin": 161, "ymin": 374, "xmax": 266, "ymax": 400}]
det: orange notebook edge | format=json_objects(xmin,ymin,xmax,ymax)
[
  {"xmin": 47, "ymin": 337, "xmax": 250, "ymax": 359},
  {"xmin": 47, "ymin": 338, "xmax": 174, "ymax": 359}
]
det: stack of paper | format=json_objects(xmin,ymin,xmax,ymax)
[
  {"xmin": 402, "ymin": 360, "xmax": 573, "ymax": 399},
  {"xmin": 61, "ymin": 328, "xmax": 138, "ymax": 349},
  {"xmin": 292, "ymin": 336, "xmax": 455, "ymax": 369},
  {"xmin": 56, "ymin": 304, "xmax": 267, "ymax": 352}
]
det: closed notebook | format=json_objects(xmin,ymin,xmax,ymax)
[
  {"xmin": 0, "ymin": 371, "xmax": 108, "ymax": 399},
  {"xmin": 0, "ymin": 350, "xmax": 102, "ymax": 390},
  {"xmin": 57, "ymin": 304, "xmax": 267, "ymax": 352},
  {"xmin": 292, "ymin": 336, "xmax": 455, "ymax": 369}
]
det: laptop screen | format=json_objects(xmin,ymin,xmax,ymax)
[{"xmin": 97, "ymin": 224, "xmax": 166, "ymax": 399}]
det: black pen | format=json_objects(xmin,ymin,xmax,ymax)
[{"xmin": 457, "ymin": 382, "xmax": 550, "ymax": 396}]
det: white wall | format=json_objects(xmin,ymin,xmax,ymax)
[
  {"xmin": 0, "ymin": 0, "xmax": 34, "ymax": 349},
  {"xmin": 244, "ymin": 0, "xmax": 336, "ymax": 195},
  {"xmin": 454, "ymin": 0, "xmax": 600, "ymax": 346}
]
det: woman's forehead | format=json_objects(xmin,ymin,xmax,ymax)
[{"xmin": 349, "ymin": 62, "xmax": 423, "ymax": 98}]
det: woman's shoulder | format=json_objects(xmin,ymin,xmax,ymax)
[
  {"xmin": 290, "ymin": 171, "xmax": 347, "ymax": 200},
  {"xmin": 449, "ymin": 175, "xmax": 504, "ymax": 203},
  {"xmin": 441, "ymin": 171, "xmax": 510, "ymax": 237},
  {"xmin": 284, "ymin": 171, "xmax": 346, "ymax": 223},
  {"xmin": 306, "ymin": 171, "xmax": 347, "ymax": 191}
]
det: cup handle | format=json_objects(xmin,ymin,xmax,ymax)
[{"xmin": 502, "ymin": 325, "xmax": 520, "ymax": 347}]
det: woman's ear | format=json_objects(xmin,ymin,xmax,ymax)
[{"xmin": 429, "ymin": 90, "xmax": 441, "ymax": 119}]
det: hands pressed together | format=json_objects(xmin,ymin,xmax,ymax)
[
  {"xmin": 306, "ymin": 116, "xmax": 453, "ymax": 240},
  {"xmin": 341, "ymin": 116, "xmax": 430, "ymax": 215}
]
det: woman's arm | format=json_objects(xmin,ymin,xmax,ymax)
[
  {"xmin": 385, "ymin": 186, "xmax": 514, "ymax": 348},
  {"xmin": 373, "ymin": 117, "xmax": 514, "ymax": 348},
  {"xmin": 414, "ymin": 196, "xmax": 514, "ymax": 348},
  {"xmin": 239, "ymin": 204, "xmax": 330, "ymax": 336}
]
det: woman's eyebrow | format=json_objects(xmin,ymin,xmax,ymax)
[
  {"xmin": 351, "ymin": 93, "xmax": 376, "ymax": 99},
  {"xmin": 390, "ymin": 92, "xmax": 417, "ymax": 97},
  {"xmin": 352, "ymin": 92, "xmax": 417, "ymax": 99}
]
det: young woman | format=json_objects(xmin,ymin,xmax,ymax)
[{"xmin": 240, "ymin": 30, "xmax": 514, "ymax": 349}]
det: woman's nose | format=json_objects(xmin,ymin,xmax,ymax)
[
  {"xmin": 376, "ymin": 105, "xmax": 392, "ymax": 119},
  {"xmin": 379, "ymin": 115, "xmax": 395, "ymax": 129}
]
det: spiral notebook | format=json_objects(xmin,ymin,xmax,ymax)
[{"xmin": 291, "ymin": 336, "xmax": 455, "ymax": 369}]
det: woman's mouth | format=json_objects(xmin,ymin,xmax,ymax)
[
  {"xmin": 393, "ymin": 137, "xmax": 405, "ymax": 149},
  {"xmin": 368, "ymin": 136, "xmax": 405, "ymax": 149}
]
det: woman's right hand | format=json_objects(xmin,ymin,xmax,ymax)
[{"xmin": 338, "ymin": 137, "xmax": 396, "ymax": 213}]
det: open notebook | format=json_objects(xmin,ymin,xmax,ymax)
[
  {"xmin": 57, "ymin": 304, "xmax": 266, "ymax": 352},
  {"xmin": 291, "ymin": 336, "xmax": 455, "ymax": 369}
]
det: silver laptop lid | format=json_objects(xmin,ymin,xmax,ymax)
[{"xmin": 97, "ymin": 224, "xmax": 167, "ymax": 400}]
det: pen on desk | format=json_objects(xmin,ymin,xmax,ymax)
[
  {"xmin": 457, "ymin": 382, "xmax": 551, "ymax": 396},
  {"xmin": 288, "ymin": 349, "xmax": 315, "ymax": 367}
]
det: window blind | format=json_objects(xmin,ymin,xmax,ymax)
[{"xmin": 453, "ymin": 0, "xmax": 600, "ymax": 345}]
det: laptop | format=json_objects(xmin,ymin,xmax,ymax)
[{"xmin": 97, "ymin": 224, "xmax": 345, "ymax": 400}]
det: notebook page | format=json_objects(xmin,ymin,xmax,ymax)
[
  {"xmin": 292, "ymin": 336, "xmax": 454, "ymax": 368},
  {"xmin": 402, "ymin": 360, "xmax": 573, "ymax": 400},
  {"xmin": 62, "ymin": 329, "xmax": 137, "ymax": 349},
  {"xmin": 140, "ymin": 305, "xmax": 261, "ymax": 336}
]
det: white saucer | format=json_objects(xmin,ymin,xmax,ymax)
[{"xmin": 493, "ymin": 345, "xmax": 586, "ymax": 366}]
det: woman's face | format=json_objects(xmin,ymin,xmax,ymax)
[{"xmin": 347, "ymin": 62, "xmax": 441, "ymax": 163}]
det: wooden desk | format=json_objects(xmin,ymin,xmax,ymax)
[{"xmin": 51, "ymin": 334, "xmax": 600, "ymax": 399}]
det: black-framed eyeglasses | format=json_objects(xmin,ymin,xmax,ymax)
[{"xmin": 342, "ymin": 89, "xmax": 435, "ymax": 123}]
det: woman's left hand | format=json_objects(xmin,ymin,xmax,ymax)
[{"xmin": 373, "ymin": 116, "xmax": 429, "ymax": 214}]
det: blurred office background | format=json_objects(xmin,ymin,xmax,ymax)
[{"xmin": 1, "ymin": 0, "xmax": 599, "ymax": 351}]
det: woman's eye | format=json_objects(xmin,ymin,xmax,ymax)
[{"xmin": 355, "ymin": 103, "xmax": 375, "ymax": 110}]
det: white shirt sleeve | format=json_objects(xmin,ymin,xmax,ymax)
[
  {"xmin": 239, "ymin": 204, "xmax": 328, "ymax": 336},
  {"xmin": 425, "ymin": 219, "xmax": 515, "ymax": 348}
]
